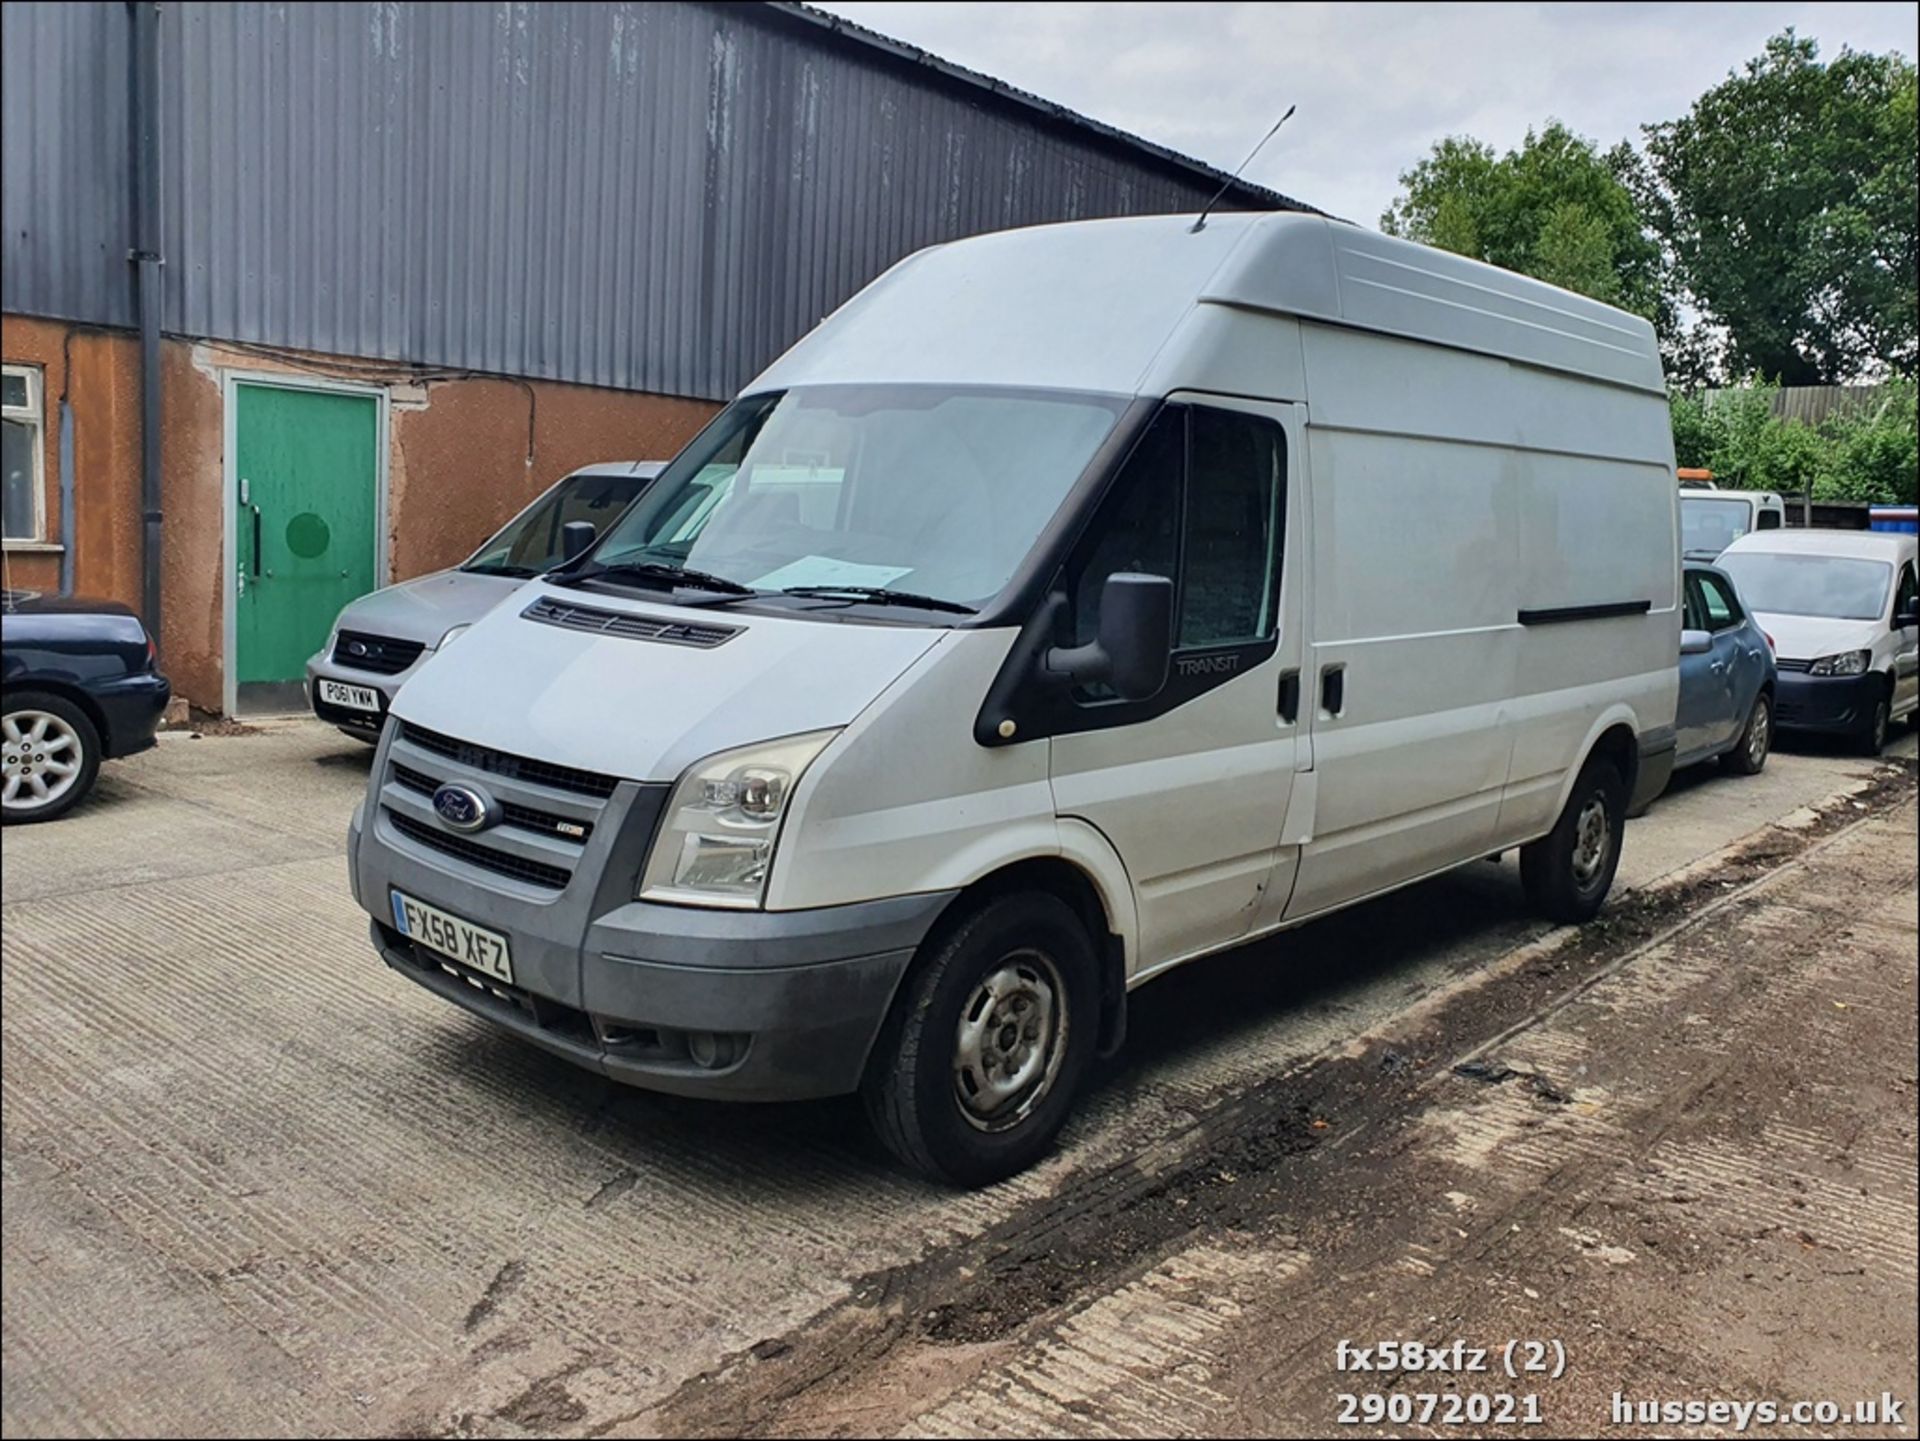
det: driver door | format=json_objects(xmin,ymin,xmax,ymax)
[{"xmin": 1048, "ymin": 396, "xmax": 1309, "ymax": 973}]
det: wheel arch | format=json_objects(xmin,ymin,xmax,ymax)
[
  {"xmin": 3, "ymin": 680, "xmax": 110, "ymax": 753},
  {"xmin": 917, "ymin": 846, "xmax": 1133, "ymax": 1060}
]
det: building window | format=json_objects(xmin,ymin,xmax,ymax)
[{"xmin": 2, "ymin": 364, "xmax": 46, "ymax": 544}]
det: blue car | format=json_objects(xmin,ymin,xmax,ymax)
[
  {"xmin": 1674, "ymin": 563, "xmax": 1777, "ymax": 778},
  {"xmin": 1, "ymin": 589, "xmax": 171, "ymax": 824}
]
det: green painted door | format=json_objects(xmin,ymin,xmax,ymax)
[{"xmin": 235, "ymin": 383, "xmax": 378, "ymax": 711}]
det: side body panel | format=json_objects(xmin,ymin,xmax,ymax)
[{"xmin": 1282, "ymin": 321, "xmax": 1676, "ymax": 923}]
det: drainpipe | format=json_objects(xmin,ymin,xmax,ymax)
[
  {"xmin": 128, "ymin": 1, "xmax": 163, "ymax": 646},
  {"xmin": 58, "ymin": 398, "xmax": 75, "ymax": 594}
]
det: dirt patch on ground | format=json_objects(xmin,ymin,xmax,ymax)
[{"xmin": 656, "ymin": 761, "xmax": 1917, "ymax": 1439}]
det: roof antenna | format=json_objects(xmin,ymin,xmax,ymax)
[{"xmin": 1190, "ymin": 104, "xmax": 1295, "ymax": 233}]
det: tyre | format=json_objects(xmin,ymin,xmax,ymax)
[
  {"xmin": 2, "ymin": 691, "xmax": 102, "ymax": 825},
  {"xmin": 1721, "ymin": 692, "xmax": 1772, "ymax": 776},
  {"xmin": 862, "ymin": 891, "xmax": 1099, "ymax": 1187},
  {"xmin": 1520, "ymin": 756, "xmax": 1626, "ymax": 925},
  {"xmin": 1853, "ymin": 686, "xmax": 1890, "ymax": 757}
]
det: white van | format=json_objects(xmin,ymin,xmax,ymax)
[
  {"xmin": 348, "ymin": 214, "xmax": 1680, "ymax": 1185},
  {"xmin": 1679, "ymin": 485, "xmax": 1786, "ymax": 558},
  {"xmin": 1718, "ymin": 528, "xmax": 1920, "ymax": 753}
]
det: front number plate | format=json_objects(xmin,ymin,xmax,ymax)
[
  {"xmin": 319, "ymin": 679, "xmax": 381, "ymax": 712},
  {"xmin": 391, "ymin": 891, "xmax": 513, "ymax": 984}
]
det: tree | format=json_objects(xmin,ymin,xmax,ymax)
[
  {"xmin": 1640, "ymin": 32, "xmax": 1918, "ymax": 385},
  {"xmin": 1381, "ymin": 123, "xmax": 1666, "ymax": 322}
]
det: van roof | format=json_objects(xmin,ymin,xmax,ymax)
[
  {"xmin": 752, "ymin": 212, "xmax": 1665, "ymax": 399},
  {"xmin": 1723, "ymin": 527, "xmax": 1918, "ymax": 563}
]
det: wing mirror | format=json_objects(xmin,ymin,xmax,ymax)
[
  {"xmin": 560, "ymin": 521, "xmax": 598, "ymax": 563},
  {"xmin": 1680, "ymin": 629, "xmax": 1713, "ymax": 656},
  {"xmin": 1044, "ymin": 573, "xmax": 1173, "ymax": 701},
  {"xmin": 1896, "ymin": 606, "xmax": 1920, "ymax": 629}
]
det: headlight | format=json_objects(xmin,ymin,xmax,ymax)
[
  {"xmin": 1809, "ymin": 649, "xmax": 1870, "ymax": 677},
  {"xmin": 639, "ymin": 729, "xmax": 839, "ymax": 908},
  {"xmin": 437, "ymin": 623, "xmax": 471, "ymax": 649}
]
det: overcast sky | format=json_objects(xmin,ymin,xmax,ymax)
[{"xmin": 814, "ymin": 2, "xmax": 1917, "ymax": 227}]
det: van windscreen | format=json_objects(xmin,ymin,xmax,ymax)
[
  {"xmin": 1716, "ymin": 552, "xmax": 1893, "ymax": 621},
  {"xmin": 581, "ymin": 386, "xmax": 1128, "ymax": 614},
  {"xmin": 1681, "ymin": 496, "xmax": 1755, "ymax": 557}
]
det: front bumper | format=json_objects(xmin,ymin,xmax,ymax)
[
  {"xmin": 305, "ymin": 651, "xmax": 417, "ymax": 737},
  {"xmin": 1773, "ymin": 669, "xmax": 1881, "ymax": 734},
  {"xmin": 348, "ymin": 735, "xmax": 956, "ymax": 1102},
  {"xmin": 96, "ymin": 671, "xmax": 171, "ymax": 758}
]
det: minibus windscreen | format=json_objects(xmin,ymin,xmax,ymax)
[
  {"xmin": 584, "ymin": 386, "xmax": 1128, "ymax": 612},
  {"xmin": 1716, "ymin": 552, "xmax": 1894, "ymax": 621}
]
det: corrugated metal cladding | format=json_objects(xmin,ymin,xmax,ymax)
[
  {"xmin": 0, "ymin": 2, "xmax": 136, "ymax": 329},
  {"xmin": 3, "ymin": 1, "xmax": 1306, "ymax": 402}
]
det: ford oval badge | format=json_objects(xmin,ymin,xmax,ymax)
[{"xmin": 431, "ymin": 782, "xmax": 498, "ymax": 833}]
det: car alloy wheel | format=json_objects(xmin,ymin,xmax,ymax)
[{"xmin": 2, "ymin": 710, "xmax": 85, "ymax": 813}]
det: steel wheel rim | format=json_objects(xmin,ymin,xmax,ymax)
[
  {"xmin": 953, "ymin": 950, "xmax": 1069, "ymax": 1133},
  {"xmin": 1748, "ymin": 701, "xmax": 1770, "ymax": 766},
  {"xmin": 1570, "ymin": 794, "xmax": 1610, "ymax": 888},
  {"xmin": 2, "ymin": 711, "xmax": 84, "ymax": 812}
]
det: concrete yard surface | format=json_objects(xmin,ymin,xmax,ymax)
[{"xmin": 2, "ymin": 718, "xmax": 1915, "ymax": 1438}]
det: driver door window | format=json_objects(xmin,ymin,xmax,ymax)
[
  {"xmin": 1068, "ymin": 402, "xmax": 1286, "ymax": 682},
  {"xmin": 1696, "ymin": 573, "xmax": 1741, "ymax": 631}
]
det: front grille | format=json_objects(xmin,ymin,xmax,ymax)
[
  {"xmin": 522, "ymin": 595, "xmax": 741, "ymax": 650},
  {"xmin": 1775, "ymin": 658, "xmax": 1812, "ymax": 673},
  {"xmin": 385, "ymin": 810, "xmax": 572, "ymax": 890},
  {"xmin": 391, "ymin": 762, "xmax": 594, "ymax": 841},
  {"xmin": 333, "ymin": 630, "xmax": 426, "ymax": 676},
  {"xmin": 399, "ymin": 722, "xmax": 619, "ymax": 799}
]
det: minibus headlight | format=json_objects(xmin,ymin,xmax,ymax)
[
  {"xmin": 1808, "ymin": 649, "xmax": 1870, "ymax": 677},
  {"xmin": 639, "ymin": 729, "xmax": 839, "ymax": 907}
]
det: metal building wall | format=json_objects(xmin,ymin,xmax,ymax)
[
  {"xmin": 1, "ymin": 1, "xmax": 136, "ymax": 330},
  {"xmin": 5, "ymin": 1, "xmax": 1302, "ymax": 402}
]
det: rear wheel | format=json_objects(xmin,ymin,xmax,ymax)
[
  {"xmin": 1721, "ymin": 692, "xmax": 1772, "ymax": 776},
  {"xmin": 1520, "ymin": 756, "xmax": 1625, "ymax": 925},
  {"xmin": 862, "ymin": 891, "xmax": 1098, "ymax": 1187},
  {"xmin": 2, "ymin": 692, "xmax": 102, "ymax": 825}
]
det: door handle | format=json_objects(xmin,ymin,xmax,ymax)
[
  {"xmin": 251, "ymin": 505, "xmax": 262, "ymax": 578},
  {"xmin": 1710, "ymin": 660, "xmax": 1728, "ymax": 675},
  {"xmin": 1277, "ymin": 669, "xmax": 1301, "ymax": 724},
  {"xmin": 1320, "ymin": 665, "xmax": 1346, "ymax": 716}
]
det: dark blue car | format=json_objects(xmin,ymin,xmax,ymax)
[
  {"xmin": 1, "ymin": 589, "xmax": 171, "ymax": 824},
  {"xmin": 1674, "ymin": 563, "xmax": 1777, "ymax": 778}
]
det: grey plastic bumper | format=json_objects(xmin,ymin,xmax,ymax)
[
  {"xmin": 352, "ymin": 760, "xmax": 958, "ymax": 1101},
  {"xmin": 371, "ymin": 892, "xmax": 954, "ymax": 1102}
]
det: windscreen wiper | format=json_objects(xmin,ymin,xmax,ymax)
[
  {"xmin": 779, "ymin": 585, "xmax": 978, "ymax": 615},
  {"xmin": 561, "ymin": 560, "xmax": 758, "ymax": 597}
]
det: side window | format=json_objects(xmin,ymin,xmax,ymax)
[
  {"xmin": 1756, "ymin": 508, "xmax": 1782, "ymax": 531},
  {"xmin": 1895, "ymin": 564, "xmax": 1918, "ymax": 620},
  {"xmin": 1067, "ymin": 402, "xmax": 1287, "ymax": 681},
  {"xmin": 1697, "ymin": 573, "xmax": 1740, "ymax": 630},
  {"xmin": 1681, "ymin": 574, "xmax": 1705, "ymax": 632},
  {"xmin": 1180, "ymin": 406, "xmax": 1285, "ymax": 646}
]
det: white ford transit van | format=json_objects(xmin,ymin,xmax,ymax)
[{"xmin": 348, "ymin": 213, "xmax": 1680, "ymax": 1185}]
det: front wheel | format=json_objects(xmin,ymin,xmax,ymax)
[
  {"xmin": 2, "ymin": 692, "xmax": 102, "ymax": 825},
  {"xmin": 862, "ymin": 891, "xmax": 1099, "ymax": 1187},
  {"xmin": 1520, "ymin": 757, "xmax": 1625, "ymax": 925},
  {"xmin": 1721, "ymin": 692, "xmax": 1772, "ymax": 776},
  {"xmin": 1854, "ymin": 688, "xmax": 1890, "ymax": 757}
]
